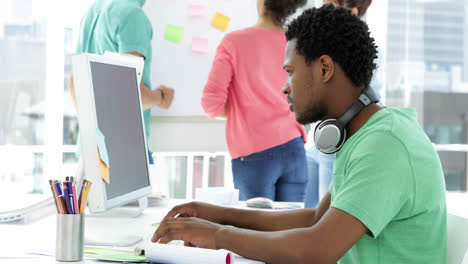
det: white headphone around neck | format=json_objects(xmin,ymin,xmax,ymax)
[{"xmin": 314, "ymin": 88, "xmax": 380, "ymax": 154}]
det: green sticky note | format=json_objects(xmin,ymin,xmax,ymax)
[{"xmin": 165, "ymin": 25, "xmax": 184, "ymax": 43}]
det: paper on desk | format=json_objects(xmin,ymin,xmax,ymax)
[{"xmin": 145, "ymin": 243, "xmax": 233, "ymax": 264}]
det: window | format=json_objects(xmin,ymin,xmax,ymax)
[
  {"xmin": 367, "ymin": 0, "xmax": 468, "ymax": 195},
  {"xmin": 152, "ymin": 153, "xmax": 232, "ymax": 200},
  {"xmin": 0, "ymin": 0, "xmax": 93, "ymax": 209},
  {"xmin": 0, "ymin": 0, "xmax": 232, "ymax": 209},
  {"xmin": 5, "ymin": 0, "xmax": 467, "ymax": 212},
  {"xmin": 1, "ymin": 0, "xmax": 50, "ymax": 205}
]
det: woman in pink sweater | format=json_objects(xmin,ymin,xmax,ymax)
[{"xmin": 202, "ymin": 0, "xmax": 308, "ymax": 202}]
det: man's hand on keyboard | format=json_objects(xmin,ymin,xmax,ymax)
[
  {"xmin": 151, "ymin": 217, "xmax": 222, "ymax": 250},
  {"xmin": 159, "ymin": 202, "xmax": 225, "ymax": 224}
]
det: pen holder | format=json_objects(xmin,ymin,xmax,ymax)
[{"xmin": 56, "ymin": 214, "xmax": 84, "ymax": 262}]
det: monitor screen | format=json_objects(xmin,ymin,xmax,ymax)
[{"xmin": 90, "ymin": 61, "xmax": 150, "ymax": 200}]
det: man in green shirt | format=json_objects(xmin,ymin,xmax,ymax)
[
  {"xmin": 149, "ymin": 5, "xmax": 447, "ymax": 264},
  {"xmin": 70, "ymin": 0, "xmax": 174, "ymax": 162}
]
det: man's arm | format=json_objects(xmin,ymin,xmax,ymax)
[
  {"xmin": 154, "ymin": 194, "xmax": 365, "ymax": 264},
  {"xmin": 124, "ymin": 52, "xmax": 174, "ymax": 110},
  {"xmin": 221, "ymin": 192, "xmax": 331, "ymax": 231},
  {"xmin": 69, "ymin": 74, "xmax": 77, "ymax": 110},
  {"xmin": 159, "ymin": 193, "xmax": 332, "ymax": 233},
  {"xmin": 68, "ymin": 53, "xmax": 174, "ymax": 112},
  {"xmin": 69, "ymin": 72, "xmax": 164, "ymax": 112},
  {"xmin": 215, "ymin": 206, "xmax": 367, "ymax": 264}
]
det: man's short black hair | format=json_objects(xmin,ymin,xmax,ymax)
[
  {"xmin": 264, "ymin": 0, "xmax": 307, "ymax": 26},
  {"xmin": 286, "ymin": 4, "xmax": 378, "ymax": 89}
]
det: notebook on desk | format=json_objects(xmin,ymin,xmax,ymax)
[
  {"xmin": 144, "ymin": 242, "xmax": 265, "ymax": 264},
  {"xmin": 84, "ymin": 242, "xmax": 264, "ymax": 263}
]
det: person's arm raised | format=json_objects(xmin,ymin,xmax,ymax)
[{"xmin": 124, "ymin": 52, "xmax": 174, "ymax": 110}]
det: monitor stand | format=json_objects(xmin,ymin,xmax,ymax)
[
  {"xmin": 84, "ymin": 197, "xmax": 149, "ymax": 248},
  {"xmin": 88, "ymin": 197, "xmax": 148, "ymax": 218},
  {"xmin": 74, "ymin": 158, "xmax": 150, "ymax": 247}
]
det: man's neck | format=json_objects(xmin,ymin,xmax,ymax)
[{"xmin": 346, "ymin": 104, "xmax": 384, "ymax": 139}]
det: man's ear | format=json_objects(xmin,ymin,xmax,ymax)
[
  {"xmin": 350, "ymin": 7, "xmax": 359, "ymax": 16},
  {"xmin": 319, "ymin": 55, "xmax": 334, "ymax": 83}
]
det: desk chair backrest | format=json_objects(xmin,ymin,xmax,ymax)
[{"xmin": 448, "ymin": 213, "xmax": 468, "ymax": 264}]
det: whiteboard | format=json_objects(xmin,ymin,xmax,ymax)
[{"xmin": 144, "ymin": 0, "xmax": 258, "ymax": 117}]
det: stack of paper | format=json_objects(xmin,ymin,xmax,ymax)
[{"xmin": 145, "ymin": 243, "xmax": 232, "ymax": 264}]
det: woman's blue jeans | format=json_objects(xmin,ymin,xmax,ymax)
[{"xmin": 231, "ymin": 137, "xmax": 308, "ymax": 202}]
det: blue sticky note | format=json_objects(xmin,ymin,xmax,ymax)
[{"xmin": 96, "ymin": 128, "xmax": 110, "ymax": 167}]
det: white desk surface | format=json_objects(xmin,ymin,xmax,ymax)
[
  {"xmin": 0, "ymin": 199, "xmax": 177, "ymax": 263},
  {"xmin": 1, "ymin": 194, "xmax": 467, "ymax": 263},
  {"xmin": 0, "ymin": 199, "xmax": 262, "ymax": 264}
]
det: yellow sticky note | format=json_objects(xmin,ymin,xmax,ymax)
[
  {"xmin": 211, "ymin": 12, "xmax": 230, "ymax": 32},
  {"xmin": 99, "ymin": 158, "xmax": 110, "ymax": 184},
  {"xmin": 98, "ymin": 147, "xmax": 110, "ymax": 184}
]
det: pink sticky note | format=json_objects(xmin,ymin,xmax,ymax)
[
  {"xmin": 192, "ymin": 37, "xmax": 208, "ymax": 53},
  {"xmin": 189, "ymin": 5, "xmax": 205, "ymax": 17}
]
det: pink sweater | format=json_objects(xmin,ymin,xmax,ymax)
[{"xmin": 202, "ymin": 27, "xmax": 306, "ymax": 159}]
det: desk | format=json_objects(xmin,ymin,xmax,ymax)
[{"xmin": 0, "ymin": 199, "xmax": 261, "ymax": 263}]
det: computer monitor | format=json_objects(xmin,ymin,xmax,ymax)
[{"xmin": 71, "ymin": 53, "xmax": 151, "ymax": 214}]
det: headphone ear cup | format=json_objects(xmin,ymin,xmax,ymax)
[{"xmin": 314, "ymin": 119, "xmax": 346, "ymax": 154}]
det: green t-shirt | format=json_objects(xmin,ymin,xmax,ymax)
[
  {"xmin": 330, "ymin": 108, "xmax": 447, "ymax": 263},
  {"xmin": 75, "ymin": 0, "xmax": 153, "ymax": 147}
]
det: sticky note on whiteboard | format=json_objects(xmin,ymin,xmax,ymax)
[
  {"xmin": 211, "ymin": 12, "xmax": 231, "ymax": 32},
  {"xmin": 164, "ymin": 24, "xmax": 184, "ymax": 43},
  {"xmin": 189, "ymin": 5, "xmax": 205, "ymax": 17},
  {"xmin": 192, "ymin": 37, "xmax": 208, "ymax": 53}
]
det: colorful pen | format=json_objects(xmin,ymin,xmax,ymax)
[
  {"xmin": 79, "ymin": 181, "xmax": 91, "ymax": 214},
  {"xmin": 49, "ymin": 180, "xmax": 60, "ymax": 213},
  {"xmin": 72, "ymin": 181, "xmax": 79, "ymax": 215},
  {"xmin": 67, "ymin": 181, "xmax": 75, "ymax": 214},
  {"xmin": 63, "ymin": 182, "xmax": 73, "ymax": 214}
]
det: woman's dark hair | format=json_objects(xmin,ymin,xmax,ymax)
[
  {"xmin": 335, "ymin": 0, "xmax": 373, "ymax": 17},
  {"xmin": 285, "ymin": 4, "xmax": 378, "ymax": 89},
  {"xmin": 264, "ymin": 0, "xmax": 307, "ymax": 26}
]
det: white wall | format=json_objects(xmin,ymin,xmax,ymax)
[{"xmin": 150, "ymin": 116, "xmax": 228, "ymax": 152}]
